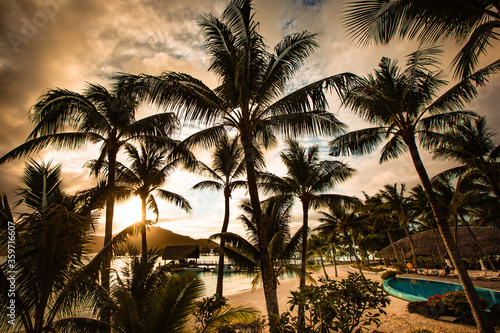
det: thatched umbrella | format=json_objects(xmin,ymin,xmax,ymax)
[{"xmin": 375, "ymin": 227, "xmax": 500, "ymax": 260}]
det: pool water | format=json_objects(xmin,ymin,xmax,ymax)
[{"xmin": 383, "ymin": 277, "xmax": 500, "ymax": 306}]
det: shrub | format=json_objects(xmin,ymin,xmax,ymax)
[
  {"xmin": 276, "ymin": 272, "xmax": 390, "ymax": 332},
  {"xmin": 407, "ymin": 301, "xmax": 428, "ymax": 315},
  {"xmin": 392, "ymin": 262, "xmax": 407, "ymax": 274},
  {"xmin": 489, "ymin": 303, "xmax": 500, "ymax": 326},
  {"xmin": 381, "ymin": 270, "xmax": 398, "ymax": 280},
  {"xmin": 441, "ymin": 291, "xmax": 489, "ymax": 325}
]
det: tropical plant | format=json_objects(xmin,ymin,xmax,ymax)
[
  {"xmin": 342, "ymin": 0, "xmax": 500, "ymax": 79},
  {"xmin": 307, "ymin": 233, "xmax": 330, "ymax": 278},
  {"xmin": 73, "ymin": 250, "xmax": 261, "ymax": 333},
  {"xmin": 191, "ymin": 135, "xmax": 260, "ymax": 296},
  {"xmin": 211, "ymin": 197, "xmax": 306, "ymax": 290},
  {"xmin": 276, "ymin": 273, "xmax": 390, "ymax": 333},
  {"xmin": 377, "ymin": 184, "xmax": 418, "ymax": 268},
  {"xmin": 0, "ymin": 160, "xmax": 141, "ymax": 333},
  {"xmin": 434, "ymin": 116, "xmax": 500, "ymax": 202},
  {"xmin": 316, "ymin": 201, "xmax": 365, "ymax": 277},
  {"xmin": 118, "ymin": 0, "xmax": 358, "ymax": 322},
  {"xmin": 329, "ymin": 46, "xmax": 498, "ymax": 331},
  {"xmin": 0, "ymin": 80, "xmax": 179, "ymax": 299},
  {"xmin": 114, "ymin": 141, "xmax": 193, "ymax": 263},
  {"xmin": 258, "ymin": 139, "xmax": 356, "ymax": 301}
]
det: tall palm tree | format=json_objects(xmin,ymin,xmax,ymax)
[
  {"xmin": 191, "ymin": 135, "xmax": 259, "ymax": 297},
  {"xmin": 115, "ymin": 142, "xmax": 193, "ymax": 264},
  {"xmin": 342, "ymin": 0, "xmax": 500, "ymax": 79},
  {"xmin": 434, "ymin": 116, "xmax": 500, "ymax": 202},
  {"xmin": 211, "ymin": 197, "xmax": 305, "ymax": 290},
  {"xmin": 329, "ymin": 47, "xmax": 497, "ymax": 331},
  {"xmin": 377, "ymin": 184, "xmax": 418, "ymax": 268},
  {"xmin": 258, "ymin": 139, "xmax": 356, "ymax": 295},
  {"xmin": 118, "ymin": 1, "xmax": 357, "ymax": 322},
  {"xmin": 0, "ymin": 81, "xmax": 179, "ymax": 297},
  {"xmin": 0, "ymin": 160, "xmax": 141, "ymax": 333}
]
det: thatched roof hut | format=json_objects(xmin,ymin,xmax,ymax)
[
  {"xmin": 162, "ymin": 245, "xmax": 200, "ymax": 260},
  {"xmin": 375, "ymin": 227, "xmax": 500, "ymax": 260}
]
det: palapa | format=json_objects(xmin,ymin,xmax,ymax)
[{"xmin": 375, "ymin": 227, "xmax": 500, "ymax": 259}]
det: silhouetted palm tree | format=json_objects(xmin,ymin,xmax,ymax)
[
  {"xmin": 115, "ymin": 142, "xmax": 193, "ymax": 263},
  {"xmin": 259, "ymin": 139, "xmax": 356, "ymax": 298},
  {"xmin": 434, "ymin": 116, "xmax": 500, "ymax": 202},
  {"xmin": 118, "ymin": 0, "xmax": 357, "ymax": 322},
  {"xmin": 307, "ymin": 233, "xmax": 330, "ymax": 278},
  {"xmin": 342, "ymin": 0, "xmax": 500, "ymax": 78},
  {"xmin": 211, "ymin": 197, "xmax": 305, "ymax": 290},
  {"xmin": 329, "ymin": 47, "xmax": 497, "ymax": 331},
  {"xmin": 0, "ymin": 81, "xmax": 179, "ymax": 300},
  {"xmin": 192, "ymin": 135, "xmax": 263, "ymax": 297},
  {"xmin": 0, "ymin": 160, "xmax": 141, "ymax": 333},
  {"xmin": 377, "ymin": 184, "xmax": 418, "ymax": 268}
]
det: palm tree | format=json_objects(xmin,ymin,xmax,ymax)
[
  {"xmin": 115, "ymin": 142, "xmax": 193, "ymax": 264},
  {"xmin": 211, "ymin": 197, "xmax": 305, "ymax": 290},
  {"xmin": 329, "ymin": 47, "xmax": 497, "ymax": 331},
  {"xmin": 307, "ymin": 233, "xmax": 330, "ymax": 278},
  {"xmin": 118, "ymin": 0, "xmax": 357, "ymax": 321},
  {"xmin": 316, "ymin": 201, "xmax": 366, "ymax": 278},
  {"xmin": 0, "ymin": 80, "xmax": 179, "ymax": 297},
  {"xmin": 0, "ymin": 160, "xmax": 141, "ymax": 333},
  {"xmin": 342, "ymin": 0, "xmax": 500, "ymax": 78},
  {"xmin": 377, "ymin": 184, "xmax": 418, "ymax": 268},
  {"xmin": 93, "ymin": 251, "xmax": 260, "ymax": 333},
  {"xmin": 191, "ymin": 135, "xmax": 256, "ymax": 297},
  {"xmin": 434, "ymin": 116, "xmax": 500, "ymax": 202},
  {"xmin": 258, "ymin": 139, "xmax": 356, "ymax": 296}
]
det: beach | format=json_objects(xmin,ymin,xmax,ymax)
[{"xmin": 225, "ymin": 264, "xmax": 500, "ymax": 333}]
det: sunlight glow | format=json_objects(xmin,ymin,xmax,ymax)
[{"xmin": 113, "ymin": 197, "xmax": 143, "ymax": 232}]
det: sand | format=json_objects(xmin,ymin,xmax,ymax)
[{"xmin": 225, "ymin": 264, "xmax": 500, "ymax": 333}]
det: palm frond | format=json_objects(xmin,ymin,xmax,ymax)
[
  {"xmin": 329, "ymin": 127, "xmax": 388, "ymax": 157},
  {"xmin": 155, "ymin": 189, "xmax": 192, "ymax": 213}
]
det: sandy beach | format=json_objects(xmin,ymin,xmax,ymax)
[{"xmin": 225, "ymin": 264, "xmax": 500, "ymax": 333}]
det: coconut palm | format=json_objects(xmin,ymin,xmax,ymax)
[
  {"xmin": 329, "ymin": 47, "xmax": 497, "ymax": 331},
  {"xmin": 258, "ymin": 139, "xmax": 356, "ymax": 296},
  {"xmin": 211, "ymin": 197, "xmax": 306, "ymax": 290},
  {"xmin": 118, "ymin": 0, "xmax": 357, "ymax": 321},
  {"xmin": 113, "ymin": 141, "xmax": 193, "ymax": 264},
  {"xmin": 377, "ymin": 184, "xmax": 419, "ymax": 268},
  {"xmin": 434, "ymin": 116, "xmax": 500, "ymax": 202},
  {"xmin": 316, "ymin": 201, "xmax": 366, "ymax": 278},
  {"xmin": 0, "ymin": 81, "xmax": 179, "ymax": 299},
  {"xmin": 0, "ymin": 160, "xmax": 142, "ymax": 333},
  {"xmin": 192, "ymin": 135, "xmax": 263, "ymax": 297},
  {"xmin": 307, "ymin": 233, "xmax": 330, "ymax": 278},
  {"xmin": 342, "ymin": 0, "xmax": 500, "ymax": 79}
]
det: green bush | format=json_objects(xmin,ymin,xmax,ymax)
[
  {"xmin": 381, "ymin": 270, "xmax": 398, "ymax": 280},
  {"xmin": 275, "ymin": 272, "xmax": 390, "ymax": 332},
  {"xmin": 441, "ymin": 291, "xmax": 489, "ymax": 326},
  {"xmin": 392, "ymin": 262, "xmax": 407, "ymax": 274}
]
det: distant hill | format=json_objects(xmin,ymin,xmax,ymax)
[{"xmin": 86, "ymin": 226, "xmax": 219, "ymax": 253}]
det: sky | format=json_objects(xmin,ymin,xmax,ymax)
[{"xmin": 0, "ymin": 0, "xmax": 499, "ymax": 239}]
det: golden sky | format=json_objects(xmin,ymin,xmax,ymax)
[{"xmin": 1, "ymin": 0, "xmax": 499, "ymax": 238}]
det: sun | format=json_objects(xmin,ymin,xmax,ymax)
[{"xmin": 112, "ymin": 197, "xmax": 143, "ymax": 232}]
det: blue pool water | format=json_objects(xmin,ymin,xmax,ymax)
[{"xmin": 383, "ymin": 277, "xmax": 500, "ymax": 306}]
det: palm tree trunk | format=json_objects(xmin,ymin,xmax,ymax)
[
  {"xmin": 320, "ymin": 253, "xmax": 329, "ymax": 278},
  {"xmin": 300, "ymin": 201, "xmax": 309, "ymax": 289},
  {"xmin": 216, "ymin": 188, "xmax": 231, "ymax": 296},
  {"xmin": 430, "ymin": 225, "xmax": 445, "ymax": 262},
  {"xmin": 240, "ymin": 134, "xmax": 279, "ymax": 328},
  {"xmin": 405, "ymin": 136, "xmax": 494, "ymax": 332},
  {"xmin": 298, "ymin": 201, "xmax": 309, "ymax": 332},
  {"xmin": 405, "ymin": 226, "xmax": 417, "ymax": 269},
  {"xmin": 347, "ymin": 234, "xmax": 364, "ymax": 278},
  {"xmin": 141, "ymin": 195, "xmax": 147, "ymax": 264},
  {"xmin": 384, "ymin": 219, "xmax": 400, "ymax": 262},
  {"xmin": 101, "ymin": 145, "xmax": 117, "ymax": 333}
]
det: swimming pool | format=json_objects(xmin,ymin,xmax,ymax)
[{"xmin": 383, "ymin": 277, "xmax": 500, "ymax": 306}]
